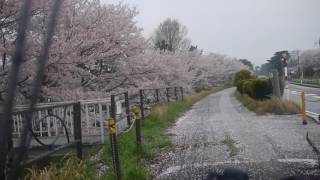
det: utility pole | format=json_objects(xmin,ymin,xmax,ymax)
[
  {"xmin": 291, "ymin": 49, "xmax": 302, "ymax": 84},
  {"xmin": 297, "ymin": 50, "xmax": 304, "ymax": 84},
  {"xmin": 272, "ymin": 70, "xmax": 281, "ymax": 98}
]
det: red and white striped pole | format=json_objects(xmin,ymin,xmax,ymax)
[{"xmin": 283, "ymin": 58, "xmax": 288, "ymax": 80}]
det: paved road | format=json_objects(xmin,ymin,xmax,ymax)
[
  {"xmin": 286, "ymin": 83, "xmax": 320, "ymax": 114},
  {"xmin": 153, "ymin": 88, "xmax": 320, "ymax": 180}
]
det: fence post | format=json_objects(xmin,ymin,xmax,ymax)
[
  {"xmin": 73, "ymin": 102, "xmax": 82, "ymax": 160},
  {"xmin": 124, "ymin": 92, "xmax": 131, "ymax": 126},
  {"xmin": 110, "ymin": 95, "xmax": 121, "ymax": 180},
  {"xmin": 180, "ymin": 87, "xmax": 184, "ymax": 100},
  {"xmin": 156, "ymin": 89, "xmax": 160, "ymax": 103},
  {"xmin": 174, "ymin": 87, "xmax": 178, "ymax": 101},
  {"xmin": 301, "ymin": 91, "xmax": 307, "ymax": 125},
  {"xmin": 139, "ymin": 90, "xmax": 145, "ymax": 119},
  {"xmin": 132, "ymin": 107, "xmax": 142, "ymax": 146},
  {"xmin": 166, "ymin": 88, "xmax": 170, "ymax": 102},
  {"xmin": 98, "ymin": 104, "xmax": 105, "ymax": 143},
  {"xmin": 0, "ymin": 113, "xmax": 7, "ymax": 179},
  {"xmin": 132, "ymin": 90, "xmax": 144, "ymax": 146}
]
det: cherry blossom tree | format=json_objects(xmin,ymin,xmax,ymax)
[
  {"xmin": 0, "ymin": 0, "xmax": 246, "ymax": 104},
  {"xmin": 0, "ymin": 0, "xmax": 44, "ymax": 102},
  {"xmin": 289, "ymin": 49, "xmax": 320, "ymax": 78},
  {"xmin": 300, "ymin": 49, "xmax": 320, "ymax": 68},
  {"xmin": 1, "ymin": 0, "xmax": 146, "ymax": 102}
]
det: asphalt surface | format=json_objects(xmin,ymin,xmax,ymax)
[
  {"xmin": 285, "ymin": 83, "xmax": 320, "ymax": 115},
  {"xmin": 153, "ymin": 88, "xmax": 320, "ymax": 180}
]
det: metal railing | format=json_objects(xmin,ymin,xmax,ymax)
[
  {"xmin": 1, "ymin": 86, "xmax": 183, "ymax": 179},
  {"xmin": 290, "ymin": 78, "xmax": 320, "ymax": 87}
]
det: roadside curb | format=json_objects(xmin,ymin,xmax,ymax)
[
  {"xmin": 296, "ymin": 113, "xmax": 320, "ymax": 124},
  {"xmin": 305, "ymin": 114, "xmax": 320, "ymax": 124},
  {"xmin": 289, "ymin": 82, "xmax": 320, "ymax": 89}
]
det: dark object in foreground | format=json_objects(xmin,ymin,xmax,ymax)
[
  {"xmin": 204, "ymin": 168, "xmax": 312, "ymax": 180},
  {"xmin": 205, "ymin": 168, "xmax": 249, "ymax": 180}
]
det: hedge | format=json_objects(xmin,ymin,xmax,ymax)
[
  {"xmin": 234, "ymin": 69, "xmax": 252, "ymax": 86},
  {"xmin": 237, "ymin": 78, "xmax": 272, "ymax": 100}
]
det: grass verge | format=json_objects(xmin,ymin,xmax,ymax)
[
  {"xmin": 235, "ymin": 91, "xmax": 300, "ymax": 115},
  {"xmin": 22, "ymin": 145, "xmax": 103, "ymax": 179},
  {"xmin": 23, "ymin": 156, "xmax": 97, "ymax": 180},
  {"xmin": 221, "ymin": 133, "xmax": 239, "ymax": 157},
  {"xmin": 102, "ymin": 87, "xmax": 225, "ymax": 180},
  {"xmin": 289, "ymin": 81, "xmax": 320, "ymax": 88}
]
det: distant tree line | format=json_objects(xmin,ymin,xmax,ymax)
[
  {"xmin": 255, "ymin": 51, "xmax": 290, "ymax": 76},
  {"xmin": 255, "ymin": 37, "xmax": 320, "ymax": 78}
]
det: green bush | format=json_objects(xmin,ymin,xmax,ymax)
[
  {"xmin": 236, "ymin": 80, "xmax": 244, "ymax": 94},
  {"xmin": 242, "ymin": 80, "xmax": 254, "ymax": 96},
  {"xmin": 234, "ymin": 69, "xmax": 252, "ymax": 86},
  {"xmin": 238, "ymin": 78, "xmax": 272, "ymax": 99},
  {"xmin": 251, "ymin": 78, "xmax": 272, "ymax": 99}
]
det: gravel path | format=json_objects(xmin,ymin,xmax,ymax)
[{"xmin": 153, "ymin": 88, "xmax": 320, "ymax": 180}]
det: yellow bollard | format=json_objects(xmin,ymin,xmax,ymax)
[
  {"xmin": 301, "ymin": 91, "xmax": 307, "ymax": 125},
  {"xmin": 106, "ymin": 118, "xmax": 117, "ymax": 134},
  {"xmin": 131, "ymin": 107, "xmax": 141, "ymax": 120}
]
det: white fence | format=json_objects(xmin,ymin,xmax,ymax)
[{"xmin": 11, "ymin": 97, "xmax": 130, "ymax": 147}]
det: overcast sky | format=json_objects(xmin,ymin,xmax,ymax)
[{"xmin": 103, "ymin": 0, "xmax": 320, "ymax": 66}]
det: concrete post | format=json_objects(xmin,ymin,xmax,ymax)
[{"xmin": 272, "ymin": 70, "xmax": 281, "ymax": 98}]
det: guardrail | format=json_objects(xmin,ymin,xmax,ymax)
[{"xmin": 290, "ymin": 79, "xmax": 320, "ymax": 88}]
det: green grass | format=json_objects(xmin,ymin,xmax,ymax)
[
  {"xmin": 221, "ymin": 133, "xmax": 239, "ymax": 157},
  {"xmin": 102, "ymin": 87, "xmax": 226, "ymax": 180},
  {"xmin": 235, "ymin": 91, "xmax": 300, "ymax": 115},
  {"xmin": 23, "ymin": 145, "xmax": 103, "ymax": 179},
  {"xmin": 23, "ymin": 156, "xmax": 97, "ymax": 180}
]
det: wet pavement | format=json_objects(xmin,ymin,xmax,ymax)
[
  {"xmin": 153, "ymin": 88, "xmax": 320, "ymax": 180},
  {"xmin": 285, "ymin": 83, "xmax": 320, "ymax": 115}
]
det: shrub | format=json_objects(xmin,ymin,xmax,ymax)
[
  {"xmin": 234, "ymin": 69, "xmax": 252, "ymax": 86},
  {"xmin": 238, "ymin": 78, "xmax": 272, "ymax": 99},
  {"xmin": 250, "ymin": 78, "xmax": 272, "ymax": 99},
  {"xmin": 242, "ymin": 80, "xmax": 254, "ymax": 97},
  {"xmin": 236, "ymin": 80, "xmax": 244, "ymax": 94}
]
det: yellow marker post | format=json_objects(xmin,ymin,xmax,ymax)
[
  {"xmin": 131, "ymin": 107, "xmax": 141, "ymax": 119},
  {"xmin": 301, "ymin": 91, "xmax": 307, "ymax": 125},
  {"xmin": 105, "ymin": 118, "xmax": 117, "ymax": 134}
]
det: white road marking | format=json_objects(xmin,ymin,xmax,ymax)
[
  {"xmin": 306, "ymin": 93, "xmax": 317, "ymax": 97},
  {"xmin": 277, "ymin": 158, "xmax": 318, "ymax": 166},
  {"xmin": 288, "ymin": 90, "xmax": 320, "ymax": 99}
]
